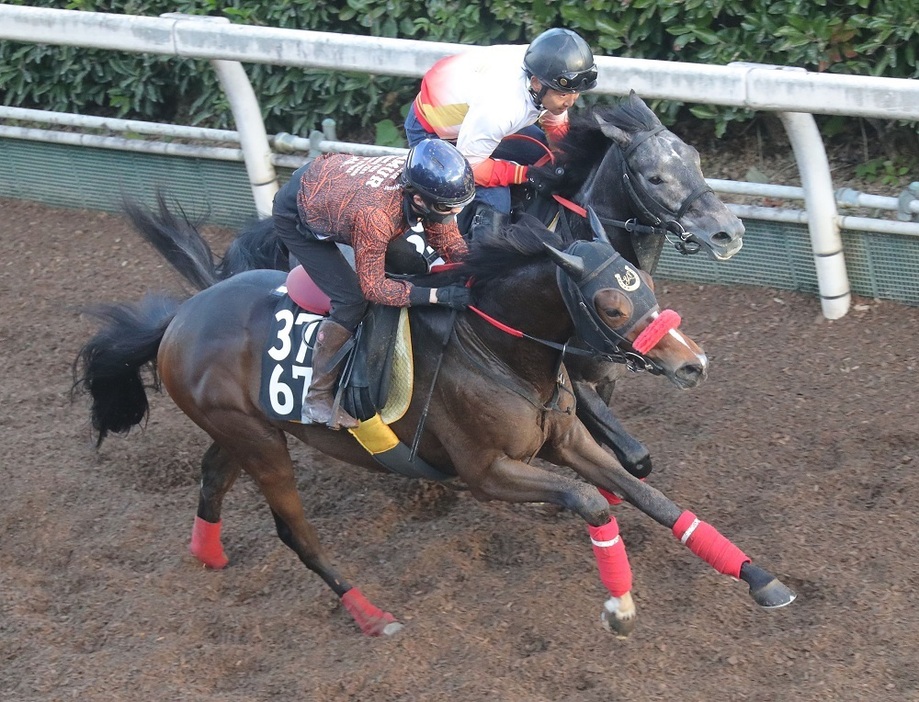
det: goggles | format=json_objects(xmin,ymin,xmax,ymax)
[
  {"xmin": 553, "ymin": 66, "xmax": 598, "ymax": 92},
  {"xmin": 430, "ymin": 201, "xmax": 459, "ymax": 214}
]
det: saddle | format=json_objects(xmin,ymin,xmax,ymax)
[
  {"xmin": 280, "ymin": 266, "xmax": 409, "ymax": 424},
  {"xmin": 272, "ymin": 266, "xmax": 452, "ymax": 481}
]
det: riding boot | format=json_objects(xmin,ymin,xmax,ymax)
[
  {"xmin": 304, "ymin": 319, "xmax": 359, "ymax": 430},
  {"xmin": 468, "ymin": 203, "xmax": 509, "ymax": 242}
]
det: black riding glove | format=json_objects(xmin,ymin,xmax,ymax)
[
  {"xmin": 435, "ymin": 285, "xmax": 472, "ymax": 310},
  {"xmin": 409, "ymin": 285, "xmax": 472, "ymax": 310},
  {"xmin": 526, "ymin": 164, "xmax": 565, "ymax": 195}
]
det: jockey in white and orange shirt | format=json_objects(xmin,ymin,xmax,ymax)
[{"xmin": 404, "ymin": 28, "xmax": 598, "ymax": 218}]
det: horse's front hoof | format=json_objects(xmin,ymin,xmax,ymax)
[
  {"xmin": 740, "ymin": 563, "xmax": 797, "ymax": 608},
  {"xmin": 600, "ymin": 593, "xmax": 637, "ymax": 639},
  {"xmin": 381, "ymin": 621, "xmax": 405, "ymax": 636},
  {"xmin": 750, "ymin": 578, "xmax": 797, "ymax": 609}
]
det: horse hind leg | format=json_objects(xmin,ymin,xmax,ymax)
[
  {"xmin": 209, "ymin": 422, "xmax": 403, "ymax": 636},
  {"xmin": 189, "ymin": 442, "xmax": 242, "ymax": 569}
]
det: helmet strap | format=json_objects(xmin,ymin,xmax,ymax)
[
  {"xmin": 403, "ymin": 191, "xmax": 423, "ymax": 227},
  {"xmin": 526, "ymin": 75, "xmax": 549, "ymax": 109}
]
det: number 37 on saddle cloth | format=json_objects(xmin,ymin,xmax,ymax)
[
  {"xmin": 259, "ymin": 267, "xmax": 449, "ymax": 480},
  {"xmin": 260, "ymin": 266, "xmax": 411, "ymax": 426}
]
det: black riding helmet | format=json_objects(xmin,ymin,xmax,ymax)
[
  {"xmin": 524, "ymin": 28, "xmax": 598, "ymax": 94},
  {"xmin": 401, "ymin": 139, "xmax": 475, "ymax": 208}
]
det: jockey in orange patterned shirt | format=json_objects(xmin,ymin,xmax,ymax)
[
  {"xmin": 404, "ymin": 28, "xmax": 598, "ymax": 234},
  {"xmin": 272, "ymin": 139, "xmax": 474, "ymax": 429}
]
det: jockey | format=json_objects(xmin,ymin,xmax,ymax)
[
  {"xmin": 272, "ymin": 139, "xmax": 475, "ymax": 429},
  {"xmin": 404, "ymin": 28, "xmax": 598, "ymax": 236}
]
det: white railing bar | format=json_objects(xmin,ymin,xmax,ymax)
[
  {"xmin": 0, "ymin": 106, "xmax": 241, "ymax": 142},
  {"xmin": 727, "ymin": 205, "xmax": 919, "ymax": 236},
  {"xmin": 4, "ymin": 124, "xmax": 919, "ymax": 240},
  {"xmin": 4, "ymin": 108, "xmax": 914, "ymax": 217}
]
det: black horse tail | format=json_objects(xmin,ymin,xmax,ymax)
[
  {"xmin": 217, "ymin": 217, "xmax": 290, "ymax": 278},
  {"xmin": 123, "ymin": 193, "xmax": 221, "ymax": 291},
  {"xmin": 123, "ymin": 193, "xmax": 290, "ymax": 292},
  {"xmin": 73, "ymin": 294, "xmax": 180, "ymax": 446}
]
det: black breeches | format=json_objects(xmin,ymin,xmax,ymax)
[{"xmin": 272, "ymin": 170, "xmax": 367, "ymax": 331}]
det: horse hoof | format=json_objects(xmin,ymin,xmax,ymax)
[
  {"xmin": 382, "ymin": 621, "xmax": 405, "ymax": 636},
  {"xmin": 740, "ymin": 563, "xmax": 797, "ymax": 608},
  {"xmin": 600, "ymin": 593, "xmax": 637, "ymax": 639},
  {"xmin": 750, "ymin": 578, "xmax": 797, "ymax": 609}
]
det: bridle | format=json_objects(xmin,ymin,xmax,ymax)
[
  {"xmin": 466, "ymin": 301, "xmax": 663, "ymax": 375},
  {"xmin": 463, "ymin": 239, "xmax": 680, "ymax": 376},
  {"xmin": 543, "ymin": 125, "xmax": 714, "ymax": 256},
  {"xmin": 615, "ymin": 125, "xmax": 712, "ymax": 255}
]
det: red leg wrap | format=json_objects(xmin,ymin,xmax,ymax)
[
  {"xmin": 672, "ymin": 510, "xmax": 751, "ymax": 578},
  {"xmin": 588, "ymin": 519, "xmax": 633, "ymax": 597},
  {"xmin": 189, "ymin": 516, "xmax": 229, "ymax": 569},
  {"xmin": 341, "ymin": 588, "xmax": 398, "ymax": 636}
]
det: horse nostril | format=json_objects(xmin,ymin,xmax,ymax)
[
  {"xmin": 676, "ymin": 362, "xmax": 707, "ymax": 387},
  {"xmin": 711, "ymin": 230, "xmax": 735, "ymax": 244}
]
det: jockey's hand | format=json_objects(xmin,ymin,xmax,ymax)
[
  {"xmin": 435, "ymin": 285, "xmax": 472, "ymax": 310},
  {"xmin": 526, "ymin": 164, "xmax": 565, "ymax": 195},
  {"xmin": 409, "ymin": 285, "xmax": 471, "ymax": 310}
]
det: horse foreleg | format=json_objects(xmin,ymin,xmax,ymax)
[
  {"xmin": 573, "ymin": 380, "xmax": 652, "ymax": 479},
  {"xmin": 547, "ymin": 426, "xmax": 797, "ymax": 611},
  {"xmin": 189, "ymin": 442, "xmax": 242, "ymax": 569},
  {"xmin": 471, "ymin": 454, "xmax": 612, "ymax": 525},
  {"xmin": 588, "ymin": 517, "xmax": 637, "ymax": 638},
  {"xmin": 466, "ymin": 454, "xmax": 638, "ymax": 636}
]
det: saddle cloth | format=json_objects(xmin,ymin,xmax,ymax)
[{"xmin": 259, "ymin": 278, "xmax": 413, "ymax": 426}]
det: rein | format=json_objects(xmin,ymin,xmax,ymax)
[{"xmin": 466, "ymin": 302, "xmax": 668, "ymax": 375}]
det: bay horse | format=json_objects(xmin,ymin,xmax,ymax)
[
  {"xmin": 74, "ymin": 214, "xmax": 794, "ymax": 638},
  {"xmin": 125, "ymin": 93, "xmax": 744, "ymax": 481}
]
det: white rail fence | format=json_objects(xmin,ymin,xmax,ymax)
[{"xmin": 1, "ymin": 5, "xmax": 918, "ymax": 319}]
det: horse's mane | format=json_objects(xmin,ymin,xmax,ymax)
[
  {"xmin": 555, "ymin": 93, "xmax": 663, "ymax": 191},
  {"xmin": 460, "ymin": 213, "xmax": 573, "ymax": 285}
]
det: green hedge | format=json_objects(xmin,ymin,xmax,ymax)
[{"xmin": 1, "ymin": 0, "xmax": 916, "ymax": 142}]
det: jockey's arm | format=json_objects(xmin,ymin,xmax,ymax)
[
  {"xmin": 423, "ymin": 219, "xmax": 469, "ymax": 262},
  {"xmin": 470, "ymin": 158, "xmax": 528, "ymax": 188},
  {"xmin": 457, "ymin": 107, "xmax": 528, "ymax": 188},
  {"xmin": 351, "ymin": 210, "xmax": 414, "ymax": 307}
]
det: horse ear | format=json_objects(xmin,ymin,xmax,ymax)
[
  {"xmin": 543, "ymin": 243, "xmax": 586, "ymax": 281},
  {"xmin": 629, "ymin": 90, "xmax": 662, "ymax": 127},
  {"xmin": 586, "ymin": 206, "xmax": 611, "ymax": 246},
  {"xmin": 594, "ymin": 113, "xmax": 631, "ymax": 149}
]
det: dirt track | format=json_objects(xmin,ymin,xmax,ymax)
[{"xmin": 2, "ymin": 196, "xmax": 918, "ymax": 701}]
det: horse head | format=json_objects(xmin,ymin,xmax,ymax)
[
  {"xmin": 558, "ymin": 91, "xmax": 744, "ymax": 268},
  {"xmin": 544, "ymin": 232, "xmax": 708, "ymax": 390}
]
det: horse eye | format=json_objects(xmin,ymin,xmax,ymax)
[
  {"xmin": 603, "ymin": 308, "xmax": 625, "ymax": 320},
  {"xmin": 648, "ymin": 176, "xmax": 664, "ymax": 185}
]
